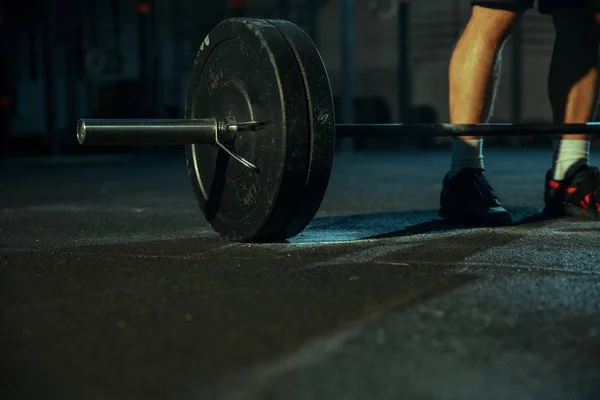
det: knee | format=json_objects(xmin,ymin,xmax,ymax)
[{"xmin": 466, "ymin": 5, "xmax": 523, "ymax": 45}]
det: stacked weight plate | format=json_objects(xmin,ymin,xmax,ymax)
[{"xmin": 184, "ymin": 18, "xmax": 335, "ymax": 242}]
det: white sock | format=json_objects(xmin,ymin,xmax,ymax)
[
  {"xmin": 552, "ymin": 139, "xmax": 590, "ymax": 181},
  {"xmin": 450, "ymin": 138, "xmax": 484, "ymax": 177}
]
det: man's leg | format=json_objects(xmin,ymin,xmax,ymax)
[
  {"xmin": 440, "ymin": 2, "xmax": 527, "ymax": 226},
  {"xmin": 448, "ymin": 4, "xmax": 524, "ymax": 177},
  {"xmin": 544, "ymin": 4, "xmax": 600, "ymax": 218},
  {"xmin": 550, "ymin": 8, "xmax": 598, "ymax": 179}
]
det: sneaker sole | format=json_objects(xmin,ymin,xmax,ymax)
[
  {"xmin": 543, "ymin": 204, "xmax": 599, "ymax": 220},
  {"xmin": 439, "ymin": 207, "xmax": 513, "ymax": 227}
]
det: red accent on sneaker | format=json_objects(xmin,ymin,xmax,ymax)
[
  {"xmin": 579, "ymin": 194, "xmax": 591, "ymax": 210},
  {"xmin": 548, "ymin": 179, "xmax": 577, "ymax": 195}
]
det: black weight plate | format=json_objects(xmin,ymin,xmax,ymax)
[
  {"xmin": 184, "ymin": 18, "xmax": 310, "ymax": 242},
  {"xmin": 267, "ymin": 20, "xmax": 336, "ymax": 239}
]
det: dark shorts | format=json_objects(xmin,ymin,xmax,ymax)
[{"xmin": 471, "ymin": 0, "xmax": 600, "ymax": 14}]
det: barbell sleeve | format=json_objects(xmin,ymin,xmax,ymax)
[
  {"xmin": 335, "ymin": 123, "xmax": 600, "ymax": 138},
  {"xmin": 77, "ymin": 118, "xmax": 219, "ymax": 145}
]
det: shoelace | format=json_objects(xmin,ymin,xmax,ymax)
[
  {"xmin": 572, "ymin": 167, "xmax": 600, "ymax": 212},
  {"xmin": 470, "ymin": 171, "xmax": 497, "ymax": 202}
]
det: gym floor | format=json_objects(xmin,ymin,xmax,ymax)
[{"xmin": 2, "ymin": 148, "xmax": 600, "ymax": 400}]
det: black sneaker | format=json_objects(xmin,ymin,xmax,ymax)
[
  {"xmin": 543, "ymin": 160, "xmax": 600, "ymax": 219},
  {"xmin": 439, "ymin": 168, "xmax": 513, "ymax": 226}
]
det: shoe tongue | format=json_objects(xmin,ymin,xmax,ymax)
[
  {"xmin": 563, "ymin": 163, "xmax": 600, "ymax": 203},
  {"xmin": 459, "ymin": 167, "xmax": 484, "ymax": 176},
  {"xmin": 464, "ymin": 170, "xmax": 495, "ymax": 200}
]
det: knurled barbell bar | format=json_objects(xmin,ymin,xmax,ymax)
[{"xmin": 77, "ymin": 18, "xmax": 600, "ymax": 242}]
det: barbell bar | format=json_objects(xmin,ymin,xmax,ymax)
[
  {"xmin": 335, "ymin": 123, "xmax": 600, "ymax": 137},
  {"xmin": 76, "ymin": 17, "xmax": 600, "ymax": 243},
  {"xmin": 78, "ymin": 119, "xmax": 600, "ymax": 147}
]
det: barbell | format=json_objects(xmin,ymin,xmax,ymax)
[{"xmin": 77, "ymin": 18, "xmax": 600, "ymax": 242}]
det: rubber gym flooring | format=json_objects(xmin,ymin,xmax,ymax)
[{"xmin": 2, "ymin": 148, "xmax": 600, "ymax": 400}]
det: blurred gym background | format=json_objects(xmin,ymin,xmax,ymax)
[{"xmin": 0, "ymin": 0, "xmax": 597, "ymax": 158}]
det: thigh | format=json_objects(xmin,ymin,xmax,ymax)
[
  {"xmin": 539, "ymin": 0, "xmax": 598, "ymax": 14},
  {"xmin": 471, "ymin": 0, "xmax": 535, "ymax": 11}
]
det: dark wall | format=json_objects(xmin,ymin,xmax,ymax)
[
  {"xmin": 0, "ymin": 0, "xmax": 332, "ymax": 156},
  {"xmin": 0, "ymin": 0, "xmax": 231, "ymax": 155}
]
